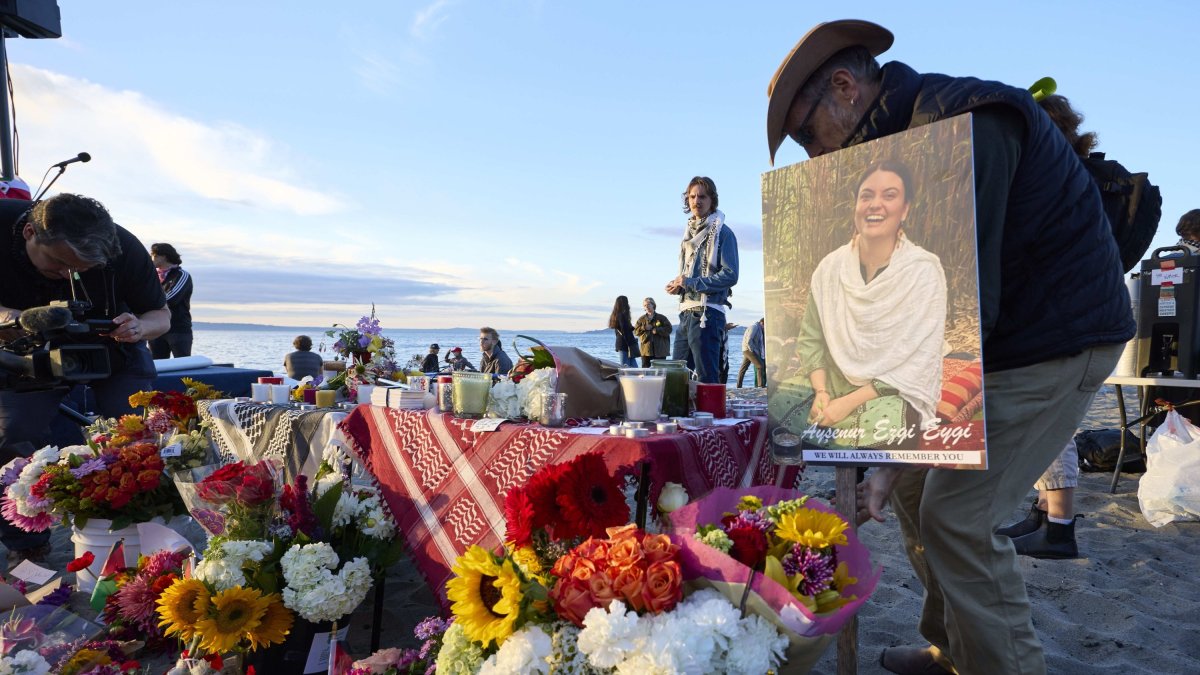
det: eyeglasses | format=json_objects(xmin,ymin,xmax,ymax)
[{"xmin": 787, "ymin": 90, "xmax": 826, "ymax": 148}]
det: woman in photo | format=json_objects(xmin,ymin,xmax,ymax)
[
  {"xmin": 608, "ymin": 295, "xmax": 639, "ymax": 367},
  {"xmin": 149, "ymin": 242, "xmax": 193, "ymax": 359},
  {"xmin": 795, "ymin": 159, "xmax": 946, "ymax": 448}
]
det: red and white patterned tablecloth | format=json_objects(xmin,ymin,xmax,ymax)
[{"xmin": 339, "ymin": 407, "xmax": 800, "ymax": 607}]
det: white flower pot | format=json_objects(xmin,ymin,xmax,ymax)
[{"xmin": 70, "ymin": 519, "xmax": 144, "ymax": 593}]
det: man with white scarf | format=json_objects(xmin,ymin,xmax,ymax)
[{"xmin": 665, "ymin": 176, "xmax": 739, "ymax": 384}]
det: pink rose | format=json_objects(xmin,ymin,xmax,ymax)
[
  {"xmin": 551, "ymin": 577, "xmax": 599, "ymax": 627},
  {"xmin": 612, "ymin": 564, "xmax": 647, "ymax": 612}
]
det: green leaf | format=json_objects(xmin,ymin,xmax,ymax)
[
  {"xmin": 313, "ymin": 482, "xmax": 344, "ymax": 531},
  {"xmin": 110, "ymin": 515, "xmax": 133, "ymax": 531},
  {"xmin": 528, "ymin": 346, "xmax": 555, "ymax": 370}
]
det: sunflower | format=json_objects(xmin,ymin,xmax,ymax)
[
  {"xmin": 156, "ymin": 577, "xmax": 211, "ymax": 641},
  {"xmin": 554, "ymin": 452, "xmax": 629, "ymax": 540},
  {"xmin": 774, "ymin": 507, "xmax": 850, "ymax": 549},
  {"xmin": 194, "ymin": 586, "xmax": 271, "ymax": 654},
  {"xmin": 246, "ymin": 594, "xmax": 294, "ymax": 650},
  {"xmin": 446, "ymin": 546, "xmax": 523, "ymax": 648}
]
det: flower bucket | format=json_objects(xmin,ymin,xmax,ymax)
[
  {"xmin": 70, "ymin": 518, "xmax": 143, "ymax": 593},
  {"xmin": 242, "ymin": 618, "xmax": 335, "ymax": 675}
]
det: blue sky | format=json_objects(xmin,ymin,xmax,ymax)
[{"xmin": 7, "ymin": 1, "xmax": 1196, "ymax": 331}]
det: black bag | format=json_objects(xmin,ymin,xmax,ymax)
[
  {"xmin": 1074, "ymin": 428, "xmax": 1146, "ymax": 473},
  {"xmin": 1082, "ymin": 152, "xmax": 1163, "ymax": 273}
]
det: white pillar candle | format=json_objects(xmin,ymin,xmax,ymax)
[
  {"xmin": 250, "ymin": 383, "xmax": 269, "ymax": 402},
  {"xmin": 357, "ymin": 384, "xmax": 376, "ymax": 405},
  {"xmin": 269, "ymin": 384, "xmax": 292, "ymax": 404},
  {"xmin": 618, "ymin": 368, "xmax": 666, "ymax": 423}
]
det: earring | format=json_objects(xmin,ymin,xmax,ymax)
[{"xmin": 850, "ymin": 97, "xmax": 857, "ymax": 106}]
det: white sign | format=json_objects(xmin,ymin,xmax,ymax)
[
  {"xmin": 303, "ymin": 626, "xmax": 350, "ymax": 674},
  {"xmin": 470, "ymin": 418, "xmax": 506, "ymax": 433},
  {"xmin": 8, "ymin": 560, "xmax": 57, "ymax": 586},
  {"xmin": 1151, "ymin": 268, "xmax": 1184, "ymax": 286},
  {"xmin": 1159, "ymin": 296, "xmax": 1178, "ymax": 317}
]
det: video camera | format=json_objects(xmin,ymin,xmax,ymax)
[{"xmin": 0, "ymin": 300, "xmax": 112, "ymax": 391}]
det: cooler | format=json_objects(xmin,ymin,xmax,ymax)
[{"xmin": 1137, "ymin": 246, "xmax": 1200, "ymax": 377}]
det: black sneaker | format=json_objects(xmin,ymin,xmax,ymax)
[
  {"xmin": 1011, "ymin": 518, "xmax": 1079, "ymax": 559},
  {"xmin": 996, "ymin": 500, "xmax": 1046, "ymax": 539}
]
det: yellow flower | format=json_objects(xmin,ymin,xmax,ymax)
[
  {"xmin": 831, "ymin": 561, "xmax": 858, "ymax": 591},
  {"xmin": 507, "ymin": 545, "xmax": 545, "ymax": 584},
  {"xmin": 156, "ymin": 578, "xmax": 211, "ymax": 641},
  {"xmin": 737, "ymin": 495, "xmax": 763, "ymax": 512},
  {"xmin": 446, "ymin": 545, "xmax": 523, "ymax": 648},
  {"xmin": 246, "ymin": 594, "xmax": 294, "ymax": 651},
  {"xmin": 128, "ymin": 390, "xmax": 155, "ymax": 409},
  {"xmin": 117, "ymin": 414, "xmax": 146, "ymax": 433},
  {"xmin": 60, "ymin": 649, "xmax": 110, "ymax": 675},
  {"xmin": 775, "ymin": 507, "xmax": 850, "ymax": 549},
  {"xmin": 194, "ymin": 586, "xmax": 271, "ymax": 654}
]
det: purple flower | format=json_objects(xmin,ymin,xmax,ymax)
[
  {"xmin": 358, "ymin": 335, "xmax": 371, "ymax": 349},
  {"xmin": 35, "ymin": 584, "xmax": 72, "ymax": 607},
  {"xmin": 70, "ymin": 457, "xmax": 107, "ymax": 479},
  {"xmin": 333, "ymin": 340, "xmax": 345, "ymax": 352},
  {"xmin": 725, "ymin": 509, "xmax": 772, "ymax": 532},
  {"xmin": 782, "ymin": 545, "xmax": 836, "ymax": 596},
  {"xmin": 0, "ymin": 458, "xmax": 29, "ymax": 487},
  {"xmin": 413, "ymin": 616, "xmax": 450, "ymax": 641}
]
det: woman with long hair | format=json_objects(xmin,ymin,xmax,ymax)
[
  {"xmin": 149, "ymin": 242, "xmax": 193, "ymax": 358},
  {"xmin": 608, "ymin": 295, "xmax": 638, "ymax": 367},
  {"xmin": 795, "ymin": 159, "xmax": 946, "ymax": 449}
]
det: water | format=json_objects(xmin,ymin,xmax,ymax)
[{"xmin": 190, "ymin": 326, "xmax": 748, "ymax": 386}]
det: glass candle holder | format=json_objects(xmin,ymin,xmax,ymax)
[
  {"xmin": 540, "ymin": 392, "xmax": 568, "ymax": 427},
  {"xmin": 650, "ymin": 359, "xmax": 690, "ymax": 417},
  {"xmin": 315, "ymin": 389, "xmax": 336, "ymax": 408},
  {"xmin": 452, "ymin": 371, "xmax": 492, "ymax": 419},
  {"xmin": 617, "ymin": 368, "xmax": 666, "ymax": 423}
]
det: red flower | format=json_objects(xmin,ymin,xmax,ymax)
[
  {"xmin": 66, "ymin": 551, "xmax": 95, "ymax": 572},
  {"xmin": 503, "ymin": 486, "xmax": 535, "ymax": 547},
  {"xmin": 196, "ymin": 463, "xmax": 247, "ymax": 503},
  {"xmin": 554, "ymin": 452, "xmax": 629, "ymax": 540},
  {"xmin": 727, "ymin": 526, "xmax": 769, "ymax": 570},
  {"xmin": 550, "ymin": 576, "xmax": 600, "ymax": 627},
  {"xmin": 525, "ymin": 462, "xmax": 568, "ymax": 532}
]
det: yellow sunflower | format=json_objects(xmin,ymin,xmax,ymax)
[
  {"xmin": 446, "ymin": 545, "xmax": 523, "ymax": 647},
  {"xmin": 193, "ymin": 586, "xmax": 271, "ymax": 654},
  {"xmin": 246, "ymin": 594, "xmax": 294, "ymax": 651},
  {"xmin": 775, "ymin": 507, "xmax": 850, "ymax": 549},
  {"xmin": 156, "ymin": 577, "xmax": 211, "ymax": 641}
]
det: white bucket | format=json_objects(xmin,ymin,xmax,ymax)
[{"xmin": 70, "ymin": 519, "xmax": 142, "ymax": 592}]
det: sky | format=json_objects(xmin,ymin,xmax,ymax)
[{"xmin": 5, "ymin": 1, "xmax": 1198, "ymax": 332}]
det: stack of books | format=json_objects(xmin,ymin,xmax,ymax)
[{"xmin": 370, "ymin": 386, "xmax": 427, "ymax": 410}]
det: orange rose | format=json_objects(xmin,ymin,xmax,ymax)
[
  {"xmin": 551, "ymin": 577, "xmax": 599, "ymax": 627},
  {"xmin": 587, "ymin": 569, "xmax": 617, "ymax": 605},
  {"xmin": 573, "ymin": 537, "xmax": 610, "ymax": 564},
  {"xmin": 641, "ymin": 534, "xmax": 678, "ymax": 564},
  {"xmin": 605, "ymin": 524, "xmax": 641, "ymax": 542},
  {"xmin": 607, "ymin": 536, "xmax": 644, "ymax": 570},
  {"xmin": 612, "ymin": 563, "xmax": 646, "ymax": 612},
  {"xmin": 569, "ymin": 557, "xmax": 598, "ymax": 582},
  {"xmin": 551, "ymin": 552, "xmax": 579, "ymax": 578},
  {"xmin": 642, "ymin": 560, "xmax": 682, "ymax": 614}
]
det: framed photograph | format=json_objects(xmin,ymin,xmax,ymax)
[{"xmin": 762, "ymin": 116, "xmax": 987, "ymax": 469}]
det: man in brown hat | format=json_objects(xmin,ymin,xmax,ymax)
[{"xmin": 767, "ymin": 20, "xmax": 1133, "ymax": 675}]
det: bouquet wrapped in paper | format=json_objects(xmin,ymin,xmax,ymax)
[
  {"xmin": 171, "ymin": 459, "xmax": 281, "ymax": 538},
  {"xmin": 667, "ymin": 485, "xmax": 881, "ymax": 674}
]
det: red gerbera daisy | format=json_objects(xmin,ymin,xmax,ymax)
[
  {"xmin": 525, "ymin": 462, "xmax": 569, "ymax": 533},
  {"xmin": 504, "ymin": 485, "xmax": 536, "ymax": 547},
  {"xmin": 554, "ymin": 452, "xmax": 629, "ymax": 540}
]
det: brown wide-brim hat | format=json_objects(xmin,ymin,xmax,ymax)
[{"xmin": 766, "ymin": 19, "xmax": 894, "ymax": 165}]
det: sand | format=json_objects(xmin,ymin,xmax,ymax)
[{"xmin": 20, "ymin": 384, "xmax": 1200, "ymax": 673}]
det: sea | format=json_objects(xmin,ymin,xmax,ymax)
[{"xmin": 191, "ymin": 326, "xmax": 750, "ymax": 386}]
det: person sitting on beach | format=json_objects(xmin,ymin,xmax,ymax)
[
  {"xmin": 421, "ymin": 343, "xmax": 441, "ymax": 373},
  {"xmin": 444, "ymin": 347, "xmax": 476, "ymax": 372},
  {"xmin": 767, "ymin": 20, "xmax": 1131, "ymax": 674},
  {"xmin": 478, "ymin": 327, "xmax": 513, "ymax": 375},
  {"xmin": 284, "ymin": 335, "xmax": 323, "ymax": 380}
]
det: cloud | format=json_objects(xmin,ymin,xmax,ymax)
[
  {"xmin": 411, "ymin": 0, "xmax": 457, "ymax": 40},
  {"xmin": 10, "ymin": 65, "xmax": 344, "ymax": 217},
  {"xmin": 194, "ymin": 265, "xmax": 457, "ymax": 305}
]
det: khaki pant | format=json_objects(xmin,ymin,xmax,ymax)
[{"xmin": 890, "ymin": 343, "xmax": 1121, "ymax": 674}]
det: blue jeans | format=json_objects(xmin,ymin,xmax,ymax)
[
  {"xmin": 618, "ymin": 350, "xmax": 638, "ymax": 367},
  {"xmin": 672, "ymin": 307, "xmax": 724, "ymax": 384}
]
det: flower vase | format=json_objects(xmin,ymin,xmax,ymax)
[
  {"xmin": 242, "ymin": 618, "xmax": 335, "ymax": 675},
  {"xmin": 70, "ymin": 519, "xmax": 144, "ymax": 593}
]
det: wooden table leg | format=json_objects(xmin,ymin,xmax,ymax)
[{"xmin": 835, "ymin": 465, "xmax": 859, "ymax": 675}]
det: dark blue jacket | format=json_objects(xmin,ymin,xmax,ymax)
[{"xmin": 847, "ymin": 62, "xmax": 1134, "ymax": 372}]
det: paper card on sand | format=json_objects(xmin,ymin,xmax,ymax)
[{"xmin": 8, "ymin": 559, "xmax": 57, "ymax": 586}]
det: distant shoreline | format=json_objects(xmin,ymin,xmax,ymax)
[{"xmin": 193, "ymin": 322, "xmax": 617, "ymax": 334}]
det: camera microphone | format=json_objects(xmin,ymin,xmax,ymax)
[
  {"xmin": 51, "ymin": 152, "xmax": 91, "ymax": 169},
  {"xmin": 18, "ymin": 306, "xmax": 74, "ymax": 333}
]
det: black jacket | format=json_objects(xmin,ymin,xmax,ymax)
[{"xmin": 847, "ymin": 62, "xmax": 1134, "ymax": 372}]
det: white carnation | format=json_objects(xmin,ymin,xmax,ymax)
[
  {"xmin": 480, "ymin": 625, "xmax": 552, "ymax": 675},
  {"xmin": 0, "ymin": 650, "xmax": 52, "ymax": 674},
  {"xmin": 576, "ymin": 601, "xmax": 641, "ymax": 669}
]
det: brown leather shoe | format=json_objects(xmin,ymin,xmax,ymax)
[{"xmin": 880, "ymin": 645, "xmax": 955, "ymax": 675}]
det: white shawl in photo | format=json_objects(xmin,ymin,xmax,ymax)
[{"xmin": 809, "ymin": 237, "xmax": 947, "ymax": 427}]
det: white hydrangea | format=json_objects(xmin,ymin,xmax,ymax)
[
  {"xmin": 195, "ymin": 539, "xmax": 273, "ymax": 591},
  {"xmin": 479, "ymin": 624, "xmax": 552, "ymax": 675},
  {"xmin": 280, "ymin": 542, "xmax": 373, "ymax": 622},
  {"xmin": 0, "ymin": 650, "xmax": 52, "ymax": 675}
]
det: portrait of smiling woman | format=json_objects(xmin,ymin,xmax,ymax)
[{"xmin": 793, "ymin": 159, "xmax": 947, "ymax": 448}]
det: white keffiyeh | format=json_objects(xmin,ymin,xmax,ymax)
[
  {"xmin": 810, "ymin": 237, "xmax": 947, "ymax": 427},
  {"xmin": 678, "ymin": 209, "xmax": 725, "ymax": 327}
]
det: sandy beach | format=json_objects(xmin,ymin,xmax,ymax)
[{"xmin": 21, "ymin": 384, "xmax": 1200, "ymax": 673}]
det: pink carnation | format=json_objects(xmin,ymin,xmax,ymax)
[{"xmin": 144, "ymin": 409, "xmax": 174, "ymax": 434}]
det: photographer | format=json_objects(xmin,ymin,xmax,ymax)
[{"xmin": 0, "ymin": 194, "xmax": 168, "ymax": 564}]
